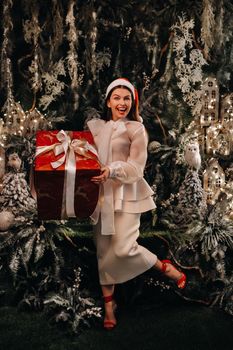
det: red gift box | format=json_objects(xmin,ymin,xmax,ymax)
[{"xmin": 34, "ymin": 130, "xmax": 100, "ymax": 220}]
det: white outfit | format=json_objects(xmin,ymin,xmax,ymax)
[{"xmin": 87, "ymin": 118, "xmax": 157, "ymax": 285}]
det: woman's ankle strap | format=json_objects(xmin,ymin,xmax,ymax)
[{"xmin": 103, "ymin": 295, "xmax": 114, "ymax": 303}]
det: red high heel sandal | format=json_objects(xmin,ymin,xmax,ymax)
[
  {"xmin": 103, "ymin": 295, "xmax": 117, "ymax": 330},
  {"xmin": 161, "ymin": 259, "xmax": 187, "ymax": 289}
]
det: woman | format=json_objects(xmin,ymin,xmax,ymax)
[{"xmin": 87, "ymin": 78, "xmax": 186, "ymax": 330}]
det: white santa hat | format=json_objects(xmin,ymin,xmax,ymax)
[{"xmin": 105, "ymin": 78, "xmax": 136, "ymax": 99}]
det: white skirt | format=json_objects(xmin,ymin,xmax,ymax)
[{"xmin": 94, "ymin": 212, "xmax": 157, "ymax": 285}]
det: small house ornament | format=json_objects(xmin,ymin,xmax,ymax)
[
  {"xmin": 200, "ymin": 77, "xmax": 219, "ymax": 127},
  {"xmin": 223, "ymin": 167, "xmax": 233, "ymax": 221},
  {"xmin": 1, "ymin": 101, "xmax": 49, "ymax": 138},
  {"xmin": 203, "ymin": 158, "xmax": 225, "ymax": 205},
  {"xmin": 206, "ymin": 124, "xmax": 232, "ymax": 156},
  {"xmin": 223, "ymin": 180, "xmax": 233, "ymax": 221},
  {"xmin": 220, "ymin": 93, "xmax": 233, "ymax": 125}
]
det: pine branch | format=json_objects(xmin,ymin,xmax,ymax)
[
  {"xmin": 153, "ymin": 233, "xmax": 205, "ymax": 278},
  {"xmin": 22, "ymin": 233, "xmax": 37, "ymax": 263},
  {"xmin": 34, "ymin": 239, "xmax": 46, "ymax": 263},
  {"xmin": 174, "ymin": 290, "xmax": 211, "ymax": 306},
  {"xmin": 9, "ymin": 248, "xmax": 20, "ymax": 276},
  {"xmin": 0, "ymin": 233, "xmax": 17, "ymax": 251}
]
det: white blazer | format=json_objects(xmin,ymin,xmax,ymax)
[{"xmin": 87, "ymin": 118, "xmax": 156, "ymax": 234}]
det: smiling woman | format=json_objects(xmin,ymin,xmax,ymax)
[
  {"xmin": 107, "ymin": 88, "xmax": 132, "ymax": 121},
  {"xmin": 87, "ymin": 78, "xmax": 186, "ymax": 330},
  {"xmin": 101, "ymin": 78, "xmax": 140, "ymax": 122}
]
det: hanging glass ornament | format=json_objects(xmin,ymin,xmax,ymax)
[{"xmin": 0, "ymin": 210, "xmax": 14, "ymax": 232}]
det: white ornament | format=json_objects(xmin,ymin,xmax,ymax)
[
  {"xmin": 184, "ymin": 142, "xmax": 201, "ymax": 170},
  {"xmin": 148, "ymin": 141, "xmax": 161, "ymax": 153},
  {"xmin": 7, "ymin": 153, "xmax": 22, "ymax": 171},
  {"xmin": 0, "ymin": 210, "xmax": 14, "ymax": 231}
]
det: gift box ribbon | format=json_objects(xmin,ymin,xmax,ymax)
[{"xmin": 35, "ymin": 130, "xmax": 98, "ymax": 217}]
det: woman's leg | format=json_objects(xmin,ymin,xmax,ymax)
[
  {"xmin": 154, "ymin": 259, "xmax": 186, "ymax": 289},
  {"xmin": 101, "ymin": 284, "xmax": 115, "ymax": 299},
  {"xmin": 101, "ymin": 284, "xmax": 116, "ymax": 327}
]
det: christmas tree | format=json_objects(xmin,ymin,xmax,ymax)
[{"xmin": 0, "ymin": 153, "xmax": 36, "ymax": 216}]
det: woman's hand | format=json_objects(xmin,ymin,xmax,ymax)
[{"xmin": 91, "ymin": 167, "xmax": 110, "ymax": 184}]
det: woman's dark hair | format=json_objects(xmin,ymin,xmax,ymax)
[{"xmin": 102, "ymin": 85, "xmax": 139, "ymax": 121}]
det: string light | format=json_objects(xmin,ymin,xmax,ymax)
[{"xmin": 0, "ymin": 100, "xmax": 50, "ymax": 147}]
